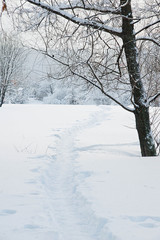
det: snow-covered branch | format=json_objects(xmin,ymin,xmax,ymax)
[
  {"xmin": 119, "ymin": 0, "xmax": 130, "ymax": 9},
  {"xmin": 59, "ymin": 3, "xmax": 121, "ymax": 15},
  {"xmin": 147, "ymin": 92, "xmax": 160, "ymax": 105},
  {"xmin": 136, "ymin": 37, "xmax": 160, "ymax": 47},
  {"xmin": 135, "ymin": 20, "xmax": 160, "ymax": 36},
  {"xmin": 26, "ymin": 0, "xmax": 122, "ymax": 37}
]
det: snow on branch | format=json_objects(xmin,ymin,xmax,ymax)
[
  {"xmin": 59, "ymin": 3, "xmax": 121, "ymax": 15},
  {"xmin": 147, "ymin": 92, "xmax": 160, "ymax": 105},
  {"xmin": 26, "ymin": 0, "xmax": 122, "ymax": 37},
  {"xmin": 119, "ymin": 0, "xmax": 130, "ymax": 8},
  {"xmin": 134, "ymin": 20, "xmax": 160, "ymax": 36},
  {"xmin": 136, "ymin": 37, "xmax": 160, "ymax": 47}
]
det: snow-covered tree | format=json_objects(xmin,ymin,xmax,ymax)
[
  {"xmin": 0, "ymin": 33, "xmax": 26, "ymax": 106},
  {"xmin": 16, "ymin": 0, "xmax": 160, "ymax": 156}
]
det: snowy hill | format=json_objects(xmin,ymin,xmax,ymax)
[{"xmin": 0, "ymin": 104, "xmax": 159, "ymax": 240}]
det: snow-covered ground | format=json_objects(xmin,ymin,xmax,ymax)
[{"xmin": 0, "ymin": 104, "xmax": 159, "ymax": 240}]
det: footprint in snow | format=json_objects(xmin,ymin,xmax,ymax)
[
  {"xmin": 30, "ymin": 192, "xmax": 40, "ymax": 195},
  {"xmin": 0, "ymin": 209, "xmax": 17, "ymax": 216},
  {"xmin": 128, "ymin": 216, "xmax": 160, "ymax": 223},
  {"xmin": 140, "ymin": 223, "xmax": 157, "ymax": 228},
  {"xmin": 24, "ymin": 224, "xmax": 42, "ymax": 229},
  {"xmin": 31, "ymin": 167, "xmax": 40, "ymax": 173},
  {"xmin": 53, "ymin": 134, "xmax": 61, "ymax": 139},
  {"xmin": 25, "ymin": 179, "xmax": 37, "ymax": 184}
]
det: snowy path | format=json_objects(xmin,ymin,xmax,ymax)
[
  {"xmin": 40, "ymin": 110, "xmax": 114, "ymax": 240},
  {"xmin": 0, "ymin": 105, "xmax": 114, "ymax": 240}
]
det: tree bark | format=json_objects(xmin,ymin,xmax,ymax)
[
  {"xmin": 0, "ymin": 85, "xmax": 7, "ymax": 107},
  {"xmin": 135, "ymin": 106, "xmax": 157, "ymax": 156},
  {"xmin": 121, "ymin": 0, "xmax": 157, "ymax": 156}
]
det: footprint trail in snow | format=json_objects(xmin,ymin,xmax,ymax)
[
  {"xmin": 42, "ymin": 111, "xmax": 115, "ymax": 240},
  {"xmin": 0, "ymin": 105, "xmax": 116, "ymax": 240}
]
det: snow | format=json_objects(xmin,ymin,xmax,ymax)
[{"xmin": 0, "ymin": 104, "xmax": 160, "ymax": 240}]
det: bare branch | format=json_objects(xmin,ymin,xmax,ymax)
[
  {"xmin": 116, "ymin": 45, "xmax": 124, "ymax": 77},
  {"xmin": 136, "ymin": 37, "xmax": 160, "ymax": 47},
  {"xmin": 81, "ymin": 0, "xmax": 85, "ymax": 8},
  {"xmin": 60, "ymin": 4, "xmax": 121, "ymax": 15},
  {"xmin": 26, "ymin": 0, "xmax": 122, "ymax": 37},
  {"xmin": 87, "ymin": 62, "xmax": 104, "ymax": 92},
  {"xmin": 135, "ymin": 20, "xmax": 160, "ymax": 36},
  {"xmin": 44, "ymin": 52, "xmax": 134, "ymax": 113},
  {"xmin": 67, "ymin": 0, "xmax": 76, "ymax": 16}
]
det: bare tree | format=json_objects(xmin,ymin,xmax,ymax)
[
  {"xmin": 150, "ymin": 108, "xmax": 160, "ymax": 155},
  {"xmin": 0, "ymin": 33, "xmax": 25, "ymax": 106},
  {"xmin": 16, "ymin": 0, "xmax": 160, "ymax": 156},
  {"xmin": 139, "ymin": 42, "xmax": 160, "ymax": 106}
]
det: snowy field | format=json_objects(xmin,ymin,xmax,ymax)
[{"xmin": 0, "ymin": 104, "xmax": 160, "ymax": 240}]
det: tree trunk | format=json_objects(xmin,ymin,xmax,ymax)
[
  {"xmin": 134, "ymin": 106, "xmax": 157, "ymax": 156},
  {"xmin": 121, "ymin": 0, "xmax": 157, "ymax": 156},
  {"xmin": 0, "ymin": 86, "xmax": 7, "ymax": 107}
]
